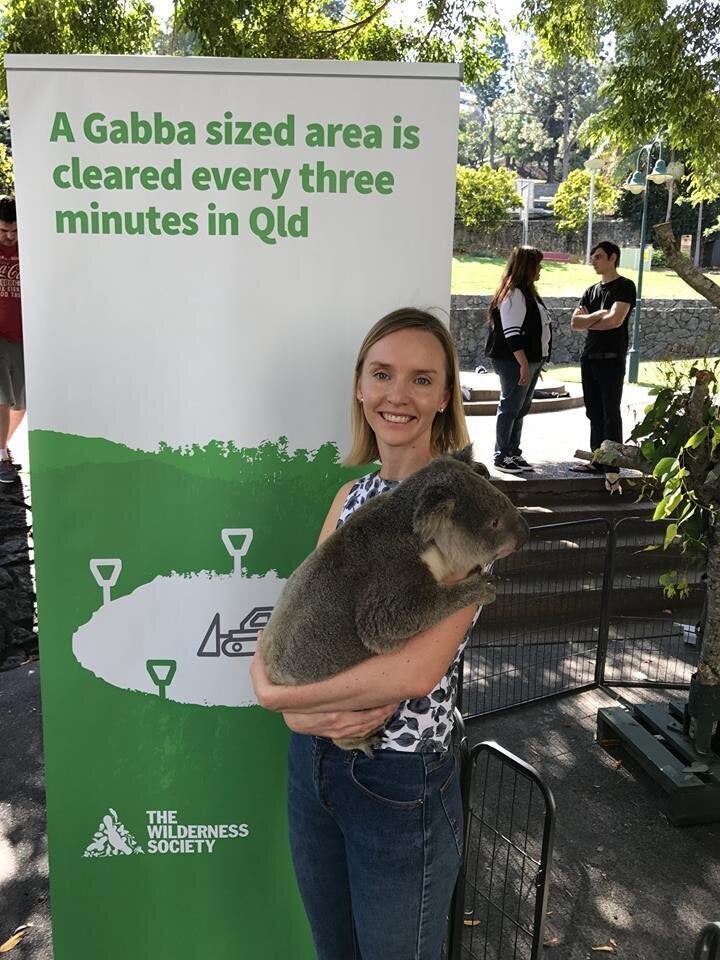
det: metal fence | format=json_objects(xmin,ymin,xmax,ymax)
[
  {"xmin": 695, "ymin": 922, "xmax": 720, "ymax": 960},
  {"xmin": 448, "ymin": 741, "xmax": 556, "ymax": 960},
  {"xmin": 603, "ymin": 517, "xmax": 706, "ymax": 687},
  {"xmin": 458, "ymin": 517, "xmax": 706, "ymax": 720},
  {"xmin": 459, "ymin": 519, "xmax": 614, "ymax": 719}
]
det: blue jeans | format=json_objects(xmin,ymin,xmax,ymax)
[
  {"xmin": 288, "ymin": 734, "xmax": 463, "ymax": 960},
  {"xmin": 492, "ymin": 358, "xmax": 543, "ymax": 459}
]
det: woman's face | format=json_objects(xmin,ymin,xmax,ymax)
[{"xmin": 356, "ymin": 328, "xmax": 451, "ymax": 456}]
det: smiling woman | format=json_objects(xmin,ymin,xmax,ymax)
[
  {"xmin": 345, "ymin": 307, "xmax": 469, "ymax": 470},
  {"xmin": 250, "ymin": 307, "xmax": 479, "ymax": 960}
]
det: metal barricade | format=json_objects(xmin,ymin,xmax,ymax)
[
  {"xmin": 448, "ymin": 741, "xmax": 556, "ymax": 960},
  {"xmin": 694, "ymin": 922, "xmax": 720, "ymax": 960},
  {"xmin": 602, "ymin": 517, "xmax": 705, "ymax": 687},
  {"xmin": 459, "ymin": 519, "xmax": 614, "ymax": 720}
]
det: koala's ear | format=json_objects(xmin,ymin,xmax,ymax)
[
  {"xmin": 451, "ymin": 444, "xmax": 474, "ymax": 465},
  {"xmin": 413, "ymin": 479, "xmax": 456, "ymax": 541},
  {"xmin": 473, "ymin": 461, "xmax": 490, "ymax": 479}
]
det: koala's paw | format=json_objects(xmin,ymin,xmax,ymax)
[
  {"xmin": 476, "ymin": 577, "xmax": 496, "ymax": 604},
  {"xmin": 464, "ymin": 571, "xmax": 496, "ymax": 604},
  {"xmin": 333, "ymin": 731, "xmax": 382, "ymax": 757}
]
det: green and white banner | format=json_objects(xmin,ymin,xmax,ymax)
[{"xmin": 6, "ymin": 54, "xmax": 460, "ymax": 958}]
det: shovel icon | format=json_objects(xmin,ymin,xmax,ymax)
[
  {"xmin": 90, "ymin": 559, "xmax": 122, "ymax": 606},
  {"xmin": 221, "ymin": 528, "xmax": 254, "ymax": 576},
  {"xmin": 146, "ymin": 660, "xmax": 177, "ymax": 700}
]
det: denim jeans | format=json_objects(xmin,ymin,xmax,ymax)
[
  {"xmin": 580, "ymin": 357, "xmax": 625, "ymax": 472},
  {"xmin": 492, "ymin": 358, "xmax": 543, "ymax": 459},
  {"xmin": 287, "ymin": 734, "xmax": 463, "ymax": 960}
]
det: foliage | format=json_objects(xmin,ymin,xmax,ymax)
[
  {"xmin": 522, "ymin": 0, "xmax": 720, "ymax": 202},
  {"xmin": 0, "ymin": 142, "xmax": 13, "ymax": 193},
  {"xmin": 551, "ymin": 168, "xmax": 617, "ymax": 233},
  {"xmin": 457, "ymin": 115, "xmax": 487, "ymax": 167},
  {"xmin": 490, "ymin": 43, "xmax": 602, "ymax": 181},
  {"xmin": 0, "ymin": 0, "xmax": 157, "ymax": 97},
  {"xmin": 455, "ymin": 164, "xmax": 522, "ymax": 230},
  {"xmin": 173, "ymin": 0, "xmax": 500, "ymax": 85},
  {"xmin": 602, "ymin": 365, "xmax": 720, "ymax": 596}
]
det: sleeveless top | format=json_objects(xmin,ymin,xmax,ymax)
[{"xmin": 337, "ymin": 470, "xmax": 478, "ymax": 753}]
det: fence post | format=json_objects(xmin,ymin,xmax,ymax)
[
  {"xmin": 595, "ymin": 519, "xmax": 616, "ymax": 686},
  {"xmin": 694, "ymin": 921, "xmax": 720, "ymax": 960}
]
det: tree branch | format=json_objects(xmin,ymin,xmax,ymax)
[
  {"xmin": 653, "ymin": 221, "xmax": 720, "ymax": 309},
  {"xmin": 314, "ymin": 0, "xmax": 393, "ymax": 35}
]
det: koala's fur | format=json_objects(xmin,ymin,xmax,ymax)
[{"xmin": 259, "ymin": 447, "xmax": 529, "ymax": 753}]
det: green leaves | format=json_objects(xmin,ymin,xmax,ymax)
[
  {"xmin": 551, "ymin": 168, "xmax": 618, "ymax": 234},
  {"xmin": 455, "ymin": 164, "xmax": 522, "ymax": 230},
  {"xmin": 684, "ymin": 426, "xmax": 709, "ymax": 450}
]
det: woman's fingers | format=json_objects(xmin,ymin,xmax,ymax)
[{"xmin": 282, "ymin": 704, "xmax": 399, "ymax": 739}]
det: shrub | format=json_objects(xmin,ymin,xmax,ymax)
[
  {"xmin": 455, "ymin": 164, "xmax": 522, "ymax": 231},
  {"xmin": 551, "ymin": 168, "xmax": 618, "ymax": 234}
]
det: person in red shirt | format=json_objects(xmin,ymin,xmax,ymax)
[{"xmin": 0, "ymin": 195, "xmax": 24, "ymax": 484}]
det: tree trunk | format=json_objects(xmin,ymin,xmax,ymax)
[
  {"xmin": 653, "ymin": 222, "xmax": 720, "ymax": 309},
  {"xmin": 561, "ymin": 64, "xmax": 571, "ymax": 181},
  {"xmin": 699, "ymin": 523, "xmax": 720, "ymax": 686}
]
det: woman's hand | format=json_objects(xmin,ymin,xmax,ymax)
[
  {"xmin": 282, "ymin": 704, "xmax": 399, "ymax": 739},
  {"xmin": 517, "ymin": 358, "xmax": 529, "ymax": 385},
  {"xmin": 250, "ymin": 641, "xmax": 281, "ymax": 710}
]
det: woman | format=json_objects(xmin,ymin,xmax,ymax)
[
  {"xmin": 251, "ymin": 308, "xmax": 478, "ymax": 960},
  {"xmin": 485, "ymin": 245, "xmax": 552, "ymax": 474}
]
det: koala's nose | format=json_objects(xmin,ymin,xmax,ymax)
[{"xmin": 514, "ymin": 514, "xmax": 530, "ymax": 550}]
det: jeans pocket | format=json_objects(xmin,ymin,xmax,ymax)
[
  {"xmin": 440, "ymin": 767, "xmax": 464, "ymax": 860},
  {"xmin": 349, "ymin": 753, "xmax": 425, "ymax": 810}
]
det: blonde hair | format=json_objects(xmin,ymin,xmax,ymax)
[{"xmin": 344, "ymin": 308, "xmax": 470, "ymax": 466}]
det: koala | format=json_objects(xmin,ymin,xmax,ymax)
[{"xmin": 259, "ymin": 446, "xmax": 529, "ymax": 753}]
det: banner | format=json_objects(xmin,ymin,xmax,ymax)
[{"xmin": 6, "ymin": 54, "xmax": 460, "ymax": 958}]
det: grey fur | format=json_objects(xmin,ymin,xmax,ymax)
[{"xmin": 259, "ymin": 447, "xmax": 529, "ymax": 753}]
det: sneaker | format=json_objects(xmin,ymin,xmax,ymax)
[
  {"xmin": 494, "ymin": 455, "xmax": 523, "ymax": 474},
  {"xmin": 511, "ymin": 456, "xmax": 535, "ymax": 472},
  {"xmin": 0, "ymin": 458, "xmax": 19, "ymax": 484}
]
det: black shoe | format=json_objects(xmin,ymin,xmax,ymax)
[
  {"xmin": 512, "ymin": 456, "xmax": 534, "ymax": 472},
  {"xmin": 0, "ymin": 459, "xmax": 19, "ymax": 484},
  {"xmin": 494, "ymin": 455, "xmax": 523, "ymax": 474}
]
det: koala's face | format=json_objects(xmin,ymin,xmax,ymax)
[{"xmin": 415, "ymin": 455, "xmax": 529, "ymax": 570}]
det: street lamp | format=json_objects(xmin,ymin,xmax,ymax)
[
  {"xmin": 622, "ymin": 137, "xmax": 674, "ymax": 383},
  {"xmin": 584, "ymin": 154, "xmax": 605, "ymax": 264}
]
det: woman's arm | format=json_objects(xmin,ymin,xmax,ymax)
[
  {"xmin": 280, "ymin": 702, "xmax": 399, "ymax": 738},
  {"xmin": 251, "ymin": 600, "xmax": 477, "ymax": 713}
]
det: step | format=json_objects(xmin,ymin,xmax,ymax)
[
  {"xmin": 516, "ymin": 499, "xmax": 654, "ymax": 528},
  {"xmin": 480, "ymin": 584, "xmax": 703, "ymax": 629},
  {"xmin": 489, "ymin": 464, "xmax": 646, "ymax": 500},
  {"xmin": 464, "ymin": 392, "xmax": 584, "ymax": 416}
]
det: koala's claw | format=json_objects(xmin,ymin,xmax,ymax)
[{"xmin": 333, "ymin": 730, "xmax": 382, "ymax": 756}]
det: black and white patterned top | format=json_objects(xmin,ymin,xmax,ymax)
[{"xmin": 337, "ymin": 470, "xmax": 478, "ymax": 753}]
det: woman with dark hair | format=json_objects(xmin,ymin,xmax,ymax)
[{"xmin": 485, "ymin": 245, "xmax": 552, "ymax": 473}]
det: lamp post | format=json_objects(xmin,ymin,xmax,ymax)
[
  {"xmin": 584, "ymin": 155, "xmax": 604, "ymax": 264},
  {"xmin": 623, "ymin": 137, "xmax": 674, "ymax": 383}
]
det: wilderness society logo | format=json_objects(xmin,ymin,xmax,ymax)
[{"xmin": 83, "ymin": 808, "xmax": 250, "ymax": 859}]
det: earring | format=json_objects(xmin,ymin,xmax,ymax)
[
  {"xmin": 359, "ymin": 397, "xmax": 364, "ymax": 403},
  {"xmin": 438, "ymin": 407, "xmax": 445, "ymax": 413}
]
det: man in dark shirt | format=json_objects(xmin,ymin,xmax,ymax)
[{"xmin": 570, "ymin": 240, "xmax": 637, "ymax": 477}]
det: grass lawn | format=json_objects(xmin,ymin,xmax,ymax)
[
  {"xmin": 548, "ymin": 357, "xmax": 717, "ymax": 387},
  {"xmin": 451, "ymin": 255, "xmax": 719, "ymax": 300}
]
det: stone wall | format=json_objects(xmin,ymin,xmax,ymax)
[
  {"xmin": 451, "ymin": 295, "xmax": 720, "ymax": 367},
  {"xmin": 453, "ymin": 219, "xmax": 641, "ymax": 258}
]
